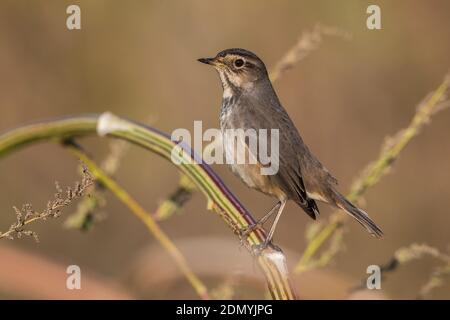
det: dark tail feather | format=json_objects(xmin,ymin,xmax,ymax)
[
  {"xmin": 332, "ymin": 191, "xmax": 383, "ymax": 238},
  {"xmin": 294, "ymin": 198, "xmax": 320, "ymax": 220}
]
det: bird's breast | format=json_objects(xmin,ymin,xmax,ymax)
[
  {"xmin": 219, "ymin": 96, "xmax": 236, "ymax": 127},
  {"xmin": 219, "ymin": 100, "xmax": 282, "ymax": 197}
]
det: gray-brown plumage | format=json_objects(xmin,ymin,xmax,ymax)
[{"xmin": 198, "ymin": 48, "xmax": 383, "ymax": 247}]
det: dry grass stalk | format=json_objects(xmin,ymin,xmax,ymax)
[
  {"xmin": 351, "ymin": 243, "xmax": 450, "ymax": 299},
  {"xmin": 270, "ymin": 23, "xmax": 351, "ymax": 82},
  {"xmin": 0, "ymin": 164, "xmax": 94, "ymax": 241}
]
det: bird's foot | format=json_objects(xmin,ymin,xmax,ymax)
[
  {"xmin": 251, "ymin": 239, "xmax": 282, "ymax": 255},
  {"xmin": 252, "ymin": 240, "xmax": 269, "ymax": 255},
  {"xmin": 251, "ymin": 240, "xmax": 272, "ymax": 255},
  {"xmin": 238, "ymin": 223, "xmax": 263, "ymax": 248}
]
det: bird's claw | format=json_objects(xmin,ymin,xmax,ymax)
[
  {"xmin": 252, "ymin": 241, "xmax": 268, "ymax": 255},
  {"xmin": 239, "ymin": 222, "xmax": 262, "ymax": 239},
  {"xmin": 239, "ymin": 223, "xmax": 263, "ymax": 248},
  {"xmin": 251, "ymin": 240, "xmax": 281, "ymax": 255},
  {"xmin": 239, "ymin": 223, "xmax": 281, "ymax": 254}
]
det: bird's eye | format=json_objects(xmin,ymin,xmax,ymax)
[{"xmin": 234, "ymin": 58, "xmax": 244, "ymax": 68}]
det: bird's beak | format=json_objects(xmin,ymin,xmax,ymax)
[{"xmin": 197, "ymin": 57, "xmax": 216, "ymax": 65}]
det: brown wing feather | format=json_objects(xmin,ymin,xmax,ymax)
[{"xmin": 226, "ymin": 96, "xmax": 320, "ymax": 219}]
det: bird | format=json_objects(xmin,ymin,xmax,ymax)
[{"xmin": 198, "ymin": 48, "xmax": 383, "ymax": 248}]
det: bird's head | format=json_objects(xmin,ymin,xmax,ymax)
[{"xmin": 198, "ymin": 48, "xmax": 269, "ymax": 92}]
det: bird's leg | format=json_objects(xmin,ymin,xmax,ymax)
[
  {"xmin": 254, "ymin": 199, "xmax": 287, "ymax": 252},
  {"xmin": 265, "ymin": 199, "xmax": 286, "ymax": 244},
  {"xmin": 240, "ymin": 201, "xmax": 281, "ymax": 239}
]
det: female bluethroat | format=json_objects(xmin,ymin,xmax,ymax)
[{"xmin": 198, "ymin": 48, "xmax": 383, "ymax": 248}]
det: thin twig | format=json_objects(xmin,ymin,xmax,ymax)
[
  {"xmin": 390, "ymin": 243, "xmax": 450, "ymax": 300},
  {"xmin": 418, "ymin": 263, "xmax": 450, "ymax": 299}
]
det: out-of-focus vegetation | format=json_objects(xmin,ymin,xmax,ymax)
[{"xmin": 0, "ymin": 0, "xmax": 450, "ymax": 299}]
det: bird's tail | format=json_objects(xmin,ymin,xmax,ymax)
[{"xmin": 332, "ymin": 190, "xmax": 383, "ymax": 238}]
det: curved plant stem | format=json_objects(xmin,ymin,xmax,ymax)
[{"xmin": 0, "ymin": 113, "xmax": 296, "ymax": 300}]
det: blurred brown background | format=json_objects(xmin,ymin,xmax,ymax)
[{"xmin": 0, "ymin": 0, "xmax": 449, "ymax": 299}]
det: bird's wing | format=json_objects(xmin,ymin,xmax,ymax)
[
  {"xmin": 278, "ymin": 152, "xmax": 320, "ymax": 220},
  {"xmin": 234, "ymin": 98, "xmax": 320, "ymax": 219}
]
